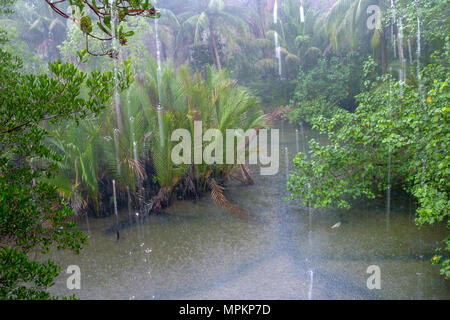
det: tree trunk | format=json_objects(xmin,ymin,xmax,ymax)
[
  {"xmin": 380, "ymin": 27, "xmax": 387, "ymax": 74},
  {"xmin": 209, "ymin": 21, "xmax": 222, "ymax": 71}
]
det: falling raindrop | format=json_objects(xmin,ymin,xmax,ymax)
[
  {"xmin": 155, "ymin": 18, "xmax": 162, "ymax": 105},
  {"xmin": 284, "ymin": 147, "xmax": 289, "ymax": 178},
  {"xmin": 299, "ymin": 122, "xmax": 306, "ymax": 154},
  {"xmin": 112, "ymin": 179, "xmax": 120, "ymax": 240},
  {"xmin": 387, "ymin": 67, "xmax": 393, "ymax": 231},
  {"xmin": 300, "ymin": 1, "xmax": 305, "ymax": 23},
  {"xmin": 408, "ymin": 38, "xmax": 413, "ymax": 64},
  {"xmin": 308, "ymin": 270, "xmax": 314, "ymax": 300},
  {"xmin": 113, "ymin": 128, "xmax": 121, "ymax": 175},
  {"xmin": 416, "ymin": 2, "xmax": 424, "ymax": 100},
  {"xmin": 157, "ymin": 104, "xmax": 165, "ymax": 147},
  {"xmin": 273, "ymin": 0, "xmax": 282, "ymax": 78}
]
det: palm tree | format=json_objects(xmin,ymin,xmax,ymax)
[
  {"xmin": 14, "ymin": 0, "xmax": 66, "ymax": 60},
  {"xmin": 322, "ymin": 0, "xmax": 388, "ymax": 71},
  {"xmin": 48, "ymin": 120, "xmax": 102, "ymax": 215},
  {"xmin": 246, "ymin": 0, "xmax": 319, "ymax": 79},
  {"xmin": 129, "ymin": 7, "xmax": 183, "ymax": 66},
  {"xmin": 156, "ymin": 8, "xmax": 182, "ymax": 63},
  {"xmin": 130, "ymin": 56, "xmax": 266, "ymax": 213},
  {"xmin": 177, "ymin": 0, "xmax": 250, "ymax": 70}
]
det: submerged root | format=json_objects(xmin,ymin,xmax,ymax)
[{"xmin": 149, "ymin": 186, "xmax": 173, "ymax": 213}]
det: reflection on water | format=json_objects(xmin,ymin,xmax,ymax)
[{"xmin": 49, "ymin": 121, "xmax": 449, "ymax": 300}]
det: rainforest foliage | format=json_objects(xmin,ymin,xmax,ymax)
[
  {"xmin": 0, "ymin": 43, "xmax": 117, "ymax": 299},
  {"xmin": 50, "ymin": 61, "xmax": 265, "ymax": 217},
  {"xmin": 1, "ymin": 0, "xmax": 266, "ymax": 299},
  {"xmin": 287, "ymin": 0, "xmax": 449, "ymax": 278},
  {"xmin": 0, "ymin": 0, "xmax": 449, "ymax": 300},
  {"xmin": 0, "ymin": 0, "xmax": 128, "ymax": 300}
]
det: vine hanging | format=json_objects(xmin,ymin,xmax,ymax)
[{"xmin": 45, "ymin": 0, "xmax": 159, "ymax": 57}]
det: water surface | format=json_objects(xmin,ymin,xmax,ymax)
[{"xmin": 49, "ymin": 121, "xmax": 449, "ymax": 300}]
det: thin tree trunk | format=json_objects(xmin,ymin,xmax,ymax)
[
  {"xmin": 380, "ymin": 27, "xmax": 387, "ymax": 74},
  {"xmin": 259, "ymin": 2, "xmax": 271, "ymax": 59},
  {"xmin": 209, "ymin": 21, "xmax": 222, "ymax": 70}
]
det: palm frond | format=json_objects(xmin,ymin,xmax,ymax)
[{"xmin": 208, "ymin": 178, "xmax": 249, "ymax": 219}]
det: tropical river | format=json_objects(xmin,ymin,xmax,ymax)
[{"xmin": 48, "ymin": 121, "xmax": 450, "ymax": 299}]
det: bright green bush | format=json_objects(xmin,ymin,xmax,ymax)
[
  {"xmin": 287, "ymin": 50, "xmax": 450, "ymax": 278},
  {"xmin": 288, "ymin": 97, "xmax": 343, "ymax": 125},
  {"xmin": 0, "ymin": 47, "xmax": 117, "ymax": 298},
  {"xmin": 290, "ymin": 52, "xmax": 363, "ymax": 110}
]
